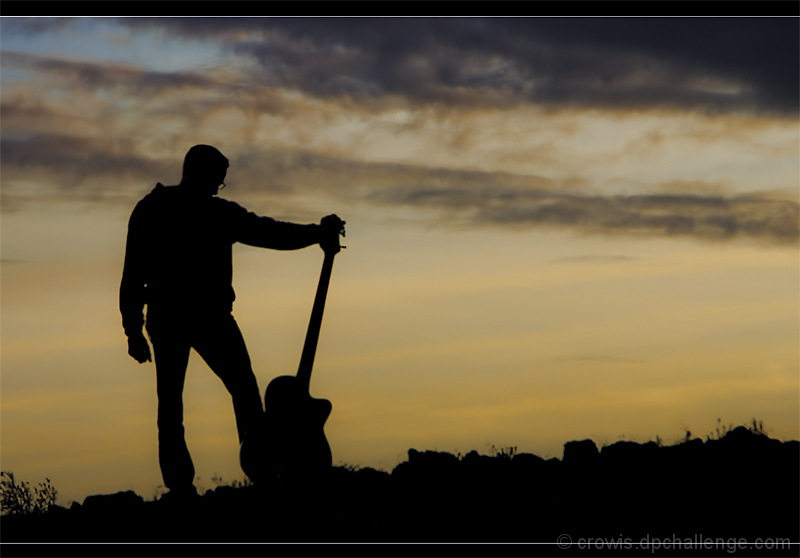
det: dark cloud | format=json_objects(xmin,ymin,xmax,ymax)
[
  {"xmin": 227, "ymin": 147, "xmax": 568, "ymax": 208},
  {"xmin": 1, "ymin": 50, "xmax": 299, "ymax": 125},
  {"xmin": 0, "ymin": 133, "xmax": 176, "ymax": 198},
  {"xmin": 110, "ymin": 17, "xmax": 798, "ymax": 116},
  {"xmin": 1, "ymin": 51, "xmax": 219, "ymax": 94},
  {"xmin": 0, "ymin": 17, "xmax": 76, "ymax": 34},
  {"xmin": 369, "ymin": 183, "xmax": 800, "ymax": 245}
]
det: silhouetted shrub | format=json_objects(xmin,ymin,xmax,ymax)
[{"xmin": 0, "ymin": 472, "xmax": 57, "ymax": 516}]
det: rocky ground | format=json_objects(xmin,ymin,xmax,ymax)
[{"xmin": 2, "ymin": 427, "xmax": 798, "ymax": 546}]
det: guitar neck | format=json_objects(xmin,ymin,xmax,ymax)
[{"xmin": 296, "ymin": 249, "xmax": 336, "ymax": 393}]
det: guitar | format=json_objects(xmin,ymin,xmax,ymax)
[{"xmin": 240, "ymin": 216, "xmax": 345, "ymax": 483}]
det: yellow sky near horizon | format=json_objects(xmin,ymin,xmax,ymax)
[{"xmin": 2, "ymin": 203, "xmax": 798, "ymax": 505}]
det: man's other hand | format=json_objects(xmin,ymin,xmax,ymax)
[{"xmin": 128, "ymin": 332, "xmax": 152, "ymax": 363}]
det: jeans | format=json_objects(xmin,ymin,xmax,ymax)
[{"xmin": 146, "ymin": 309, "xmax": 264, "ymax": 491}]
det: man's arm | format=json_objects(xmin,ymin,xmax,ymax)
[
  {"xmin": 119, "ymin": 203, "xmax": 152, "ymax": 363},
  {"xmin": 231, "ymin": 204, "xmax": 325, "ymax": 250}
]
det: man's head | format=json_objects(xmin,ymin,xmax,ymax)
[{"xmin": 181, "ymin": 145, "xmax": 229, "ymax": 195}]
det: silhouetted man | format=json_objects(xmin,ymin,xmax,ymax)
[{"xmin": 120, "ymin": 144, "xmax": 342, "ymax": 499}]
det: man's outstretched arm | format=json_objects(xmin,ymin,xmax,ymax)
[{"xmin": 232, "ymin": 204, "xmax": 341, "ymax": 250}]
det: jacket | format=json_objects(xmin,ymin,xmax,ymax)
[{"xmin": 119, "ymin": 183, "xmax": 322, "ymax": 336}]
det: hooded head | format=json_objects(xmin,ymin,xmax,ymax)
[{"xmin": 180, "ymin": 145, "xmax": 229, "ymax": 195}]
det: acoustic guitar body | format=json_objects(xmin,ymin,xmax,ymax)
[{"xmin": 241, "ymin": 376, "xmax": 333, "ymax": 483}]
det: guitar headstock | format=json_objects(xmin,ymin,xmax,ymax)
[{"xmin": 320, "ymin": 214, "xmax": 346, "ymax": 255}]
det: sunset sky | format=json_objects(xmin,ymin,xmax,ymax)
[{"xmin": 1, "ymin": 17, "xmax": 798, "ymax": 507}]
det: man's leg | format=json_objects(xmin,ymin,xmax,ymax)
[
  {"xmin": 147, "ymin": 322, "xmax": 196, "ymax": 492},
  {"xmin": 192, "ymin": 313, "xmax": 264, "ymax": 444}
]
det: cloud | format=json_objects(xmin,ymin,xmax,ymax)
[
  {"xmin": 0, "ymin": 132, "xmax": 177, "ymax": 202},
  {"xmin": 107, "ymin": 17, "xmax": 798, "ymax": 116},
  {"xmin": 0, "ymin": 17, "xmax": 76, "ymax": 34},
  {"xmin": 0, "ymin": 50, "xmax": 321, "ymax": 137},
  {"xmin": 2, "ymin": 50, "xmax": 224, "ymax": 95},
  {"xmin": 368, "ymin": 183, "xmax": 800, "ymax": 245}
]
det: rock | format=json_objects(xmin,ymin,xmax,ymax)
[
  {"xmin": 81, "ymin": 490, "xmax": 144, "ymax": 513},
  {"xmin": 390, "ymin": 460, "xmax": 412, "ymax": 478},
  {"xmin": 719, "ymin": 426, "xmax": 783, "ymax": 453},
  {"xmin": 722, "ymin": 425, "xmax": 757, "ymax": 442},
  {"xmin": 544, "ymin": 457, "xmax": 561, "ymax": 468},
  {"xmin": 562, "ymin": 439, "xmax": 599, "ymax": 464},
  {"xmin": 784, "ymin": 440, "xmax": 800, "ymax": 460},
  {"xmin": 408, "ymin": 449, "xmax": 459, "ymax": 469},
  {"xmin": 393, "ymin": 449, "xmax": 460, "ymax": 483},
  {"xmin": 354, "ymin": 467, "xmax": 390, "ymax": 484},
  {"xmin": 205, "ymin": 484, "xmax": 237, "ymax": 503},
  {"xmin": 46, "ymin": 504, "xmax": 71, "ymax": 516},
  {"xmin": 661, "ymin": 438, "xmax": 704, "ymax": 472},
  {"xmin": 511, "ymin": 452, "xmax": 545, "ymax": 467},
  {"xmin": 460, "ymin": 449, "xmax": 495, "ymax": 470},
  {"xmin": 600, "ymin": 440, "xmax": 659, "ymax": 464},
  {"xmin": 459, "ymin": 450, "xmax": 505, "ymax": 494}
]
